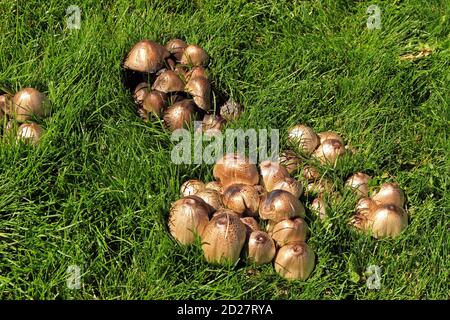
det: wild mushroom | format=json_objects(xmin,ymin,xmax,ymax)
[
  {"xmin": 152, "ymin": 70, "xmax": 185, "ymax": 93},
  {"xmin": 259, "ymin": 190, "xmax": 305, "ymax": 222},
  {"xmin": 0, "ymin": 94, "xmax": 13, "ymax": 116},
  {"xmin": 220, "ymin": 99, "xmax": 243, "ymax": 122},
  {"xmin": 142, "ymin": 90, "xmax": 166, "ymax": 117},
  {"xmin": 288, "ymin": 125, "xmax": 319, "ymax": 155},
  {"xmin": 181, "ymin": 45, "xmax": 209, "ymax": 66},
  {"xmin": 270, "ymin": 217, "xmax": 308, "ymax": 246},
  {"xmin": 13, "ymin": 88, "xmax": 50, "ymax": 122},
  {"xmin": 371, "ymin": 183, "xmax": 405, "ymax": 208},
  {"xmin": 240, "ymin": 217, "xmax": 261, "ymax": 236},
  {"xmin": 205, "ymin": 181, "xmax": 223, "ymax": 194},
  {"xmin": 213, "ymin": 153, "xmax": 259, "ymax": 188},
  {"xmin": 222, "ymin": 184, "xmax": 260, "ymax": 216},
  {"xmin": 313, "ymin": 139, "xmax": 346, "ymax": 166},
  {"xmin": 365, "ymin": 204, "xmax": 408, "ymax": 238},
  {"xmin": 195, "ymin": 189, "xmax": 224, "ymax": 212},
  {"xmin": 185, "ymin": 76, "xmax": 211, "ymax": 111},
  {"xmin": 124, "ymin": 40, "xmax": 170, "ymax": 73},
  {"xmin": 345, "ymin": 173, "xmax": 371, "ymax": 198},
  {"xmin": 271, "ymin": 177, "xmax": 303, "ymax": 198},
  {"xmin": 186, "ymin": 66, "xmax": 209, "ymax": 82},
  {"xmin": 278, "ymin": 150, "xmax": 302, "ymax": 174},
  {"xmin": 165, "ymin": 39, "xmax": 188, "ymax": 61},
  {"xmin": 275, "ymin": 242, "xmax": 315, "ymax": 281},
  {"xmin": 318, "ymin": 131, "xmax": 344, "ymax": 145},
  {"xmin": 259, "ymin": 160, "xmax": 290, "ymax": 192},
  {"xmin": 311, "ymin": 197, "xmax": 327, "ymax": 220},
  {"xmin": 247, "ymin": 231, "xmax": 276, "ymax": 265},
  {"xmin": 16, "ymin": 122, "xmax": 43, "ymax": 145},
  {"xmin": 163, "ymin": 99, "xmax": 196, "ymax": 130},
  {"xmin": 133, "ymin": 82, "xmax": 149, "ymax": 105},
  {"xmin": 197, "ymin": 114, "xmax": 224, "ymax": 134},
  {"xmin": 180, "ymin": 179, "xmax": 205, "ymax": 197}
]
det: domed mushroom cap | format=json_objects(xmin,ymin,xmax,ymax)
[
  {"xmin": 0, "ymin": 94, "xmax": 13, "ymax": 115},
  {"xmin": 355, "ymin": 197, "xmax": 376, "ymax": 212},
  {"xmin": 16, "ymin": 122, "xmax": 43, "ymax": 145},
  {"xmin": 222, "ymin": 184, "xmax": 260, "ymax": 216},
  {"xmin": 168, "ymin": 195, "xmax": 210, "ymax": 245},
  {"xmin": 313, "ymin": 139, "xmax": 346, "ymax": 165},
  {"xmin": 247, "ymin": 231, "xmax": 276, "ymax": 265},
  {"xmin": 345, "ymin": 172, "xmax": 371, "ymax": 198},
  {"xmin": 152, "ymin": 70, "xmax": 185, "ymax": 93},
  {"xmin": 271, "ymin": 177, "xmax": 303, "ymax": 198},
  {"xmin": 142, "ymin": 90, "xmax": 166, "ymax": 117},
  {"xmin": 259, "ymin": 160, "xmax": 290, "ymax": 192},
  {"xmin": 372, "ymin": 183, "xmax": 405, "ymax": 208},
  {"xmin": 124, "ymin": 40, "xmax": 170, "ymax": 73},
  {"xmin": 302, "ymin": 165, "xmax": 320, "ymax": 182},
  {"xmin": 180, "ymin": 179, "xmax": 205, "ymax": 197},
  {"xmin": 275, "ymin": 242, "xmax": 315, "ymax": 281},
  {"xmin": 311, "ymin": 197, "xmax": 327, "ymax": 220},
  {"xmin": 318, "ymin": 131, "xmax": 344, "ymax": 145},
  {"xmin": 366, "ymin": 204, "xmax": 408, "ymax": 238},
  {"xmin": 213, "ymin": 153, "xmax": 259, "ymax": 188},
  {"xmin": 278, "ymin": 150, "xmax": 302, "ymax": 174},
  {"xmin": 13, "ymin": 88, "xmax": 49, "ymax": 122},
  {"xmin": 195, "ymin": 189, "xmax": 224, "ymax": 212},
  {"xmin": 201, "ymin": 209, "xmax": 247, "ymax": 265},
  {"xmin": 240, "ymin": 217, "xmax": 261, "ymax": 236},
  {"xmin": 186, "ymin": 66, "xmax": 209, "ymax": 82},
  {"xmin": 133, "ymin": 82, "xmax": 150, "ymax": 105},
  {"xmin": 185, "ymin": 76, "xmax": 211, "ymax": 112},
  {"xmin": 163, "ymin": 99, "xmax": 196, "ymax": 131},
  {"xmin": 205, "ymin": 181, "xmax": 223, "ymax": 194},
  {"xmin": 181, "ymin": 45, "xmax": 209, "ymax": 66},
  {"xmin": 165, "ymin": 39, "xmax": 188, "ymax": 61},
  {"xmin": 259, "ymin": 190, "xmax": 305, "ymax": 222},
  {"xmin": 220, "ymin": 99, "xmax": 243, "ymax": 122},
  {"xmin": 270, "ymin": 217, "xmax": 308, "ymax": 246},
  {"xmin": 288, "ymin": 125, "xmax": 319, "ymax": 155},
  {"xmin": 197, "ymin": 114, "xmax": 224, "ymax": 135}
]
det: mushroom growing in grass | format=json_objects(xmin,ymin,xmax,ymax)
[
  {"xmin": 313, "ymin": 139, "xmax": 346, "ymax": 166},
  {"xmin": 180, "ymin": 179, "xmax": 205, "ymax": 197},
  {"xmin": 124, "ymin": 40, "xmax": 170, "ymax": 73},
  {"xmin": 372, "ymin": 183, "xmax": 405, "ymax": 208},
  {"xmin": 278, "ymin": 150, "xmax": 302, "ymax": 174},
  {"xmin": 133, "ymin": 82, "xmax": 149, "ymax": 105},
  {"xmin": 311, "ymin": 197, "xmax": 327, "ymax": 220},
  {"xmin": 201, "ymin": 209, "xmax": 246, "ymax": 265},
  {"xmin": 275, "ymin": 242, "xmax": 315, "ymax": 281},
  {"xmin": 259, "ymin": 160, "xmax": 290, "ymax": 192},
  {"xmin": 345, "ymin": 173, "xmax": 371, "ymax": 198},
  {"xmin": 247, "ymin": 231, "xmax": 276, "ymax": 265},
  {"xmin": 152, "ymin": 70, "xmax": 185, "ymax": 93},
  {"xmin": 163, "ymin": 99, "xmax": 196, "ymax": 130},
  {"xmin": 220, "ymin": 99, "xmax": 243, "ymax": 122},
  {"xmin": 198, "ymin": 114, "xmax": 224, "ymax": 134},
  {"xmin": 181, "ymin": 45, "xmax": 209, "ymax": 67},
  {"xmin": 318, "ymin": 131, "xmax": 344, "ymax": 145},
  {"xmin": 185, "ymin": 76, "xmax": 211, "ymax": 112},
  {"xmin": 195, "ymin": 189, "xmax": 224, "ymax": 212},
  {"xmin": 288, "ymin": 125, "xmax": 319, "ymax": 155},
  {"xmin": 165, "ymin": 39, "xmax": 188, "ymax": 61},
  {"xmin": 213, "ymin": 153, "xmax": 259, "ymax": 188},
  {"xmin": 365, "ymin": 204, "xmax": 408, "ymax": 239},
  {"xmin": 302, "ymin": 165, "xmax": 320, "ymax": 182},
  {"xmin": 271, "ymin": 177, "xmax": 303, "ymax": 198},
  {"xmin": 222, "ymin": 184, "xmax": 260, "ymax": 217},
  {"xmin": 168, "ymin": 196, "xmax": 210, "ymax": 245},
  {"xmin": 13, "ymin": 88, "xmax": 50, "ymax": 122},
  {"xmin": 142, "ymin": 90, "xmax": 166, "ymax": 117},
  {"xmin": 270, "ymin": 217, "xmax": 308, "ymax": 247},
  {"xmin": 259, "ymin": 190, "xmax": 305, "ymax": 222},
  {"xmin": 0, "ymin": 94, "xmax": 13, "ymax": 116},
  {"xmin": 16, "ymin": 122, "xmax": 43, "ymax": 145}
]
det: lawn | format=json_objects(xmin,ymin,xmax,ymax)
[{"xmin": 0, "ymin": 0, "xmax": 449, "ymax": 299}]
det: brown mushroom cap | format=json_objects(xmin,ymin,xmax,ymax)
[
  {"xmin": 205, "ymin": 181, "xmax": 223, "ymax": 194},
  {"xmin": 124, "ymin": 40, "xmax": 170, "ymax": 73},
  {"xmin": 13, "ymin": 88, "xmax": 49, "ymax": 122},
  {"xmin": 195, "ymin": 189, "xmax": 224, "ymax": 212},
  {"xmin": 185, "ymin": 76, "xmax": 211, "ymax": 111},
  {"xmin": 180, "ymin": 179, "xmax": 205, "ymax": 197},
  {"xmin": 313, "ymin": 139, "xmax": 346, "ymax": 166},
  {"xmin": 275, "ymin": 242, "xmax": 315, "ymax": 281},
  {"xmin": 305, "ymin": 178, "xmax": 334, "ymax": 195},
  {"xmin": 259, "ymin": 190, "xmax": 305, "ymax": 222},
  {"xmin": 278, "ymin": 150, "xmax": 302, "ymax": 174},
  {"xmin": 345, "ymin": 172, "xmax": 371, "ymax": 198},
  {"xmin": 165, "ymin": 39, "xmax": 188, "ymax": 61},
  {"xmin": 201, "ymin": 209, "xmax": 247, "ymax": 264},
  {"xmin": 303, "ymin": 165, "xmax": 320, "ymax": 182},
  {"xmin": 181, "ymin": 45, "xmax": 209, "ymax": 66},
  {"xmin": 259, "ymin": 160, "xmax": 291, "ymax": 192},
  {"xmin": 270, "ymin": 217, "xmax": 308, "ymax": 246},
  {"xmin": 0, "ymin": 94, "xmax": 13, "ymax": 115},
  {"xmin": 213, "ymin": 153, "xmax": 259, "ymax": 188},
  {"xmin": 366, "ymin": 204, "xmax": 408, "ymax": 238},
  {"xmin": 372, "ymin": 183, "xmax": 405, "ymax": 208},
  {"xmin": 311, "ymin": 197, "xmax": 327, "ymax": 220},
  {"xmin": 271, "ymin": 177, "xmax": 303, "ymax": 198},
  {"xmin": 16, "ymin": 122, "xmax": 43, "ymax": 145},
  {"xmin": 222, "ymin": 184, "xmax": 260, "ymax": 216},
  {"xmin": 288, "ymin": 125, "xmax": 319, "ymax": 155},
  {"xmin": 219, "ymin": 99, "xmax": 243, "ymax": 122},
  {"xmin": 133, "ymin": 82, "xmax": 149, "ymax": 105},
  {"xmin": 163, "ymin": 99, "xmax": 196, "ymax": 131},
  {"xmin": 152, "ymin": 70, "xmax": 185, "ymax": 93},
  {"xmin": 318, "ymin": 131, "xmax": 344, "ymax": 145},
  {"xmin": 186, "ymin": 66, "xmax": 209, "ymax": 82},
  {"xmin": 247, "ymin": 231, "xmax": 276, "ymax": 265},
  {"xmin": 240, "ymin": 217, "xmax": 261, "ymax": 236},
  {"xmin": 197, "ymin": 114, "xmax": 224, "ymax": 135},
  {"xmin": 142, "ymin": 90, "xmax": 166, "ymax": 117}
]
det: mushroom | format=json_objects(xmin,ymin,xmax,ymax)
[
  {"xmin": 302, "ymin": 165, "xmax": 320, "ymax": 182},
  {"xmin": 181, "ymin": 45, "xmax": 209, "ymax": 66},
  {"xmin": 278, "ymin": 150, "xmax": 302, "ymax": 174},
  {"xmin": 220, "ymin": 99, "xmax": 243, "ymax": 122},
  {"xmin": 372, "ymin": 183, "xmax": 405, "ymax": 208},
  {"xmin": 305, "ymin": 178, "xmax": 334, "ymax": 195},
  {"xmin": 311, "ymin": 197, "xmax": 327, "ymax": 220},
  {"xmin": 313, "ymin": 139, "xmax": 346, "ymax": 166},
  {"xmin": 152, "ymin": 70, "xmax": 185, "ymax": 93},
  {"xmin": 0, "ymin": 93, "xmax": 13, "ymax": 116},
  {"xmin": 259, "ymin": 160, "xmax": 290, "ymax": 192},
  {"xmin": 195, "ymin": 189, "xmax": 224, "ymax": 212},
  {"xmin": 197, "ymin": 114, "xmax": 224, "ymax": 134},
  {"xmin": 288, "ymin": 125, "xmax": 319, "ymax": 155},
  {"xmin": 318, "ymin": 131, "xmax": 344, "ymax": 145},
  {"xmin": 180, "ymin": 179, "xmax": 205, "ymax": 197},
  {"xmin": 345, "ymin": 173, "xmax": 371, "ymax": 198},
  {"xmin": 205, "ymin": 181, "xmax": 223, "ymax": 194},
  {"xmin": 13, "ymin": 88, "xmax": 50, "ymax": 122},
  {"xmin": 271, "ymin": 177, "xmax": 303, "ymax": 198},
  {"xmin": 259, "ymin": 190, "xmax": 305, "ymax": 222},
  {"xmin": 186, "ymin": 66, "xmax": 209, "ymax": 82},
  {"xmin": 133, "ymin": 82, "xmax": 149, "ymax": 105},
  {"xmin": 356, "ymin": 197, "xmax": 377, "ymax": 212},
  {"xmin": 165, "ymin": 39, "xmax": 188, "ymax": 61},
  {"xmin": 270, "ymin": 217, "xmax": 308, "ymax": 246},
  {"xmin": 124, "ymin": 40, "xmax": 170, "ymax": 73},
  {"xmin": 142, "ymin": 90, "xmax": 166, "ymax": 117},
  {"xmin": 185, "ymin": 76, "xmax": 211, "ymax": 111},
  {"xmin": 163, "ymin": 99, "xmax": 196, "ymax": 130},
  {"xmin": 168, "ymin": 195, "xmax": 210, "ymax": 245},
  {"xmin": 213, "ymin": 153, "xmax": 259, "ymax": 188},
  {"xmin": 201, "ymin": 209, "xmax": 246, "ymax": 265},
  {"xmin": 247, "ymin": 231, "xmax": 276, "ymax": 265},
  {"xmin": 16, "ymin": 122, "xmax": 43, "ymax": 145},
  {"xmin": 365, "ymin": 204, "xmax": 408, "ymax": 238},
  {"xmin": 275, "ymin": 242, "xmax": 315, "ymax": 281},
  {"xmin": 240, "ymin": 217, "xmax": 261, "ymax": 236},
  {"xmin": 222, "ymin": 184, "xmax": 260, "ymax": 216}
]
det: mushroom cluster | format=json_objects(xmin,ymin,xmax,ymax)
[
  {"xmin": 351, "ymin": 182, "xmax": 408, "ymax": 238},
  {"xmin": 168, "ymin": 153, "xmax": 316, "ymax": 281},
  {"xmin": 1, "ymin": 88, "xmax": 49, "ymax": 144},
  {"xmin": 123, "ymin": 39, "xmax": 242, "ymax": 131}
]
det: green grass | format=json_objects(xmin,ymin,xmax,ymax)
[{"xmin": 0, "ymin": 0, "xmax": 449, "ymax": 299}]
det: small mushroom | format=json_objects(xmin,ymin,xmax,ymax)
[
  {"xmin": 259, "ymin": 160, "xmax": 290, "ymax": 192},
  {"xmin": 213, "ymin": 153, "xmax": 259, "ymax": 188},
  {"xmin": 165, "ymin": 39, "xmax": 187, "ymax": 61},
  {"xmin": 345, "ymin": 173, "xmax": 371, "ymax": 198},
  {"xmin": 275, "ymin": 242, "xmax": 315, "ymax": 281},
  {"xmin": 247, "ymin": 231, "xmax": 276, "ymax": 265},
  {"xmin": 271, "ymin": 177, "xmax": 303, "ymax": 198},
  {"xmin": 124, "ymin": 40, "xmax": 170, "ymax": 73},
  {"xmin": 270, "ymin": 217, "xmax": 308, "ymax": 246},
  {"xmin": 366, "ymin": 204, "xmax": 408, "ymax": 239},
  {"xmin": 205, "ymin": 181, "xmax": 223, "ymax": 194},
  {"xmin": 278, "ymin": 150, "xmax": 302, "ymax": 174},
  {"xmin": 181, "ymin": 45, "xmax": 209, "ymax": 66},
  {"xmin": 142, "ymin": 90, "xmax": 166, "ymax": 117},
  {"xmin": 222, "ymin": 184, "xmax": 260, "ymax": 216},
  {"xmin": 185, "ymin": 76, "xmax": 211, "ymax": 111},
  {"xmin": 133, "ymin": 82, "xmax": 149, "ymax": 105},
  {"xmin": 259, "ymin": 190, "xmax": 305, "ymax": 222},
  {"xmin": 371, "ymin": 183, "xmax": 405, "ymax": 208},
  {"xmin": 288, "ymin": 125, "xmax": 319, "ymax": 155},
  {"xmin": 195, "ymin": 189, "xmax": 224, "ymax": 212},
  {"xmin": 152, "ymin": 70, "xmax": 185, "ymax": 93},
  {"xmin": 220, "ymin": 99, "xmax": 243, "ymax": 122},
  {"xmin": 240, "ymin": 217, "xmax": 261, "ymax": 236},
  {"xmin": 180, "ymin": 179, "xmax": 205, "ymax": 197},
  {"xmin": 163, "ymin": 99, "xmax": 196, "ymax": 130},
  {"xmin": 0, "ymin": 93, "xmax": 13, "ymax": 116},
  {"xmin": 318, "ymin": 131, "xmax": 344, "ymax": 145},
  {"xmin": 13, "ymin": 88, "xmax": 50, "ymax": 122},
  {"xmin": 313, "ymin": 139, "xmax": 346, "ymax": 166},
  {"xmin": 16, "ymin": 122, "xmax": 43, "ymax": 145}
]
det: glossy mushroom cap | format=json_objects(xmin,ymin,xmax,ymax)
[
  {"xmin": 213, "ymin": 153, "xmax": 259, "ymax": 188},
  {"xmin": 152, "ymin": 70, "xmax": 185, "ymax": 93},
  {"xmin": 311, "ymin": 197, "xmax": 327, "ymax": 220},
  {"xmin": 181, "ymin": 45, "xmax": 209, "ymax": 66},
  {"xmin": 240, "ymin": 217, "xmax": 261, "ymax": 236},
  {"xmin": 345, "ymin": 172, "xmax": 371, "ymax": 198},
  {"xmin": 366, "ymin": 204, "xmax": 408, "ymax": 238},
  {"xmin": 195, "ymin": 189, "xmax": 224, "ymax": 212},
  {"xmin": 247, "ymin": 231, "xmax": 276, "ymax": 265},
  {"xmin": 372, "ymin": 183, "xmax": 405, "ymax": 208},
  {"xmin": 259, "ymin": 160, "xmax": 290, "ymax": 192},
  {"xmin": 142, "ymin": 90, "xmax": 166, "ymax": 117},
  {"xmin": 275, "ymin": 242, "xmax": 315, "ymax": 281},
  {"xmin": 185, "ymin": 76, "xmax": 211, "ymax": 111},
  {"xmin": 133, "ymin": 82, "xmax": 149, "ymax": 105},
  {"xmin": 198, "ymin": 114, "xmax": 224, "ymax": 135},
  {"xmin": 288, "ymin": 125, "xmax": 319, "ymax": 155},
  {"xmin": 271, "ymin": 177, "xmax": 303, "ymax": 198},
  {"xmin": 186, "ymin": 66, "xmax": 209, "ymax": 82},
  {"xmin": 201, "ymin": 209, "xmax": 247, "ymax": 264},
  {"xmin": 205, "ymin": 181, "xmax": 223, "ymax": 194},
  {"xmin": 16, "ymin": 122, "xmax": 43, "ymax": 145},
  {"xmin": 313, "ymin": 139, "xmax": 346, "ymax": 165},
  {"xmin": 259, "ymin": 190, "xmax": 305, "ymax": 222},
  {"xmin": 270, "ymin": 217, "xmax": 308, "ymax": 246},
  {"xmin": 163, "ymin": 99, "xmax": 196, "ymax": 130},
  {"xmin": 180, "ymin": 179, "xmax": 205, "ymax": 197},
  {"xmin": 13, "ymin": 88, "xmax": 49, "ymax": 122},
  {"xmin": 318, "ymin": 131, "xmax": 344, "ymax": 145},
  {"xmin": 222, "ymin": 184, "xmax": 260, "ymax": 216},
  {"xmin": 0, "ymin": 94, "xmax": 13, "ymax": 115},
  {"xmin": 124, "ymin": 40, "xmax": 170, "ymax": 73},
  {"xmin": 165, "ymin": 39, "xmax": 188, "ymax": 61},
  {"xmin": 302, "ymin": 165, "xmax": 320, "ymax": 182}
]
